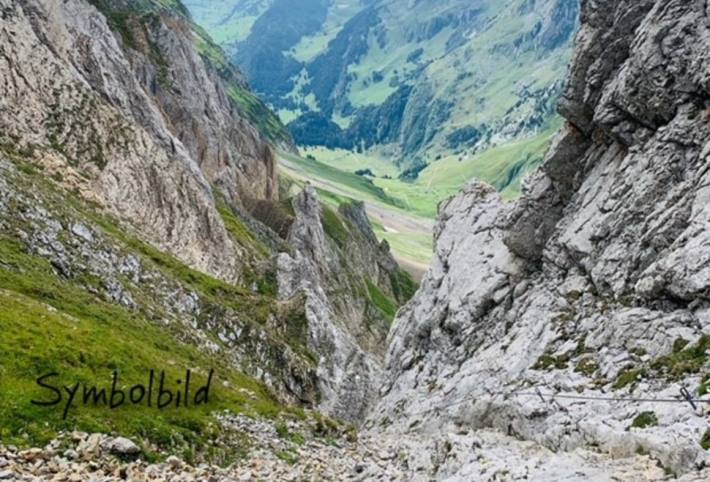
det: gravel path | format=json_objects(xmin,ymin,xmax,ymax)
[{"xmin": 3, "ymin": 414, "xmax": 709, "ymax": 481}]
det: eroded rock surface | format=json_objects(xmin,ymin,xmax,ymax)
[
  {"xmin": 278, "ymin": 185, "xmax": 414, "ymax": 422},
  {"xmin": 0, "ymin": 0, "xmax": 279, "ymax": 282},
  {"xmin": 374, "ymin": 0, "xmax": 710, "ymax": 477}
]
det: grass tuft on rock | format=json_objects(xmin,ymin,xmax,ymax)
[
  {"xmin": 533, "ymin": 352, "xmax": 570, "ymax": 371},
  {"xmin": 651, "ymin": 336, "xmax": 710, "ymax": 379},
  {"xmin": 215, "ymin": 196, "xmax": 270, "ymax": 260},
  {"xmin": 628, "ymin": 412, "xmax": 658, "ymax": 430},
  {"xmin": 701, "ymin": 429, "xmax": 710, "ymax": 451},
  {"xmin": 698, "ymin": 374, "xmax": 710, "ymax": 396},
  {"xmin": 366, "ymin": 280, "xmax": 398, "ymax": 321},
  {"xmin": 320, "ymin": 204, "xmax": 350, "ymax": 248},
  {"xmin": 574, "ymin": 357, "xmax": 599, "ymax": 376},
  {"xmin": 613, "ymin": 368, "xmax": 645, "ymax": 390}
]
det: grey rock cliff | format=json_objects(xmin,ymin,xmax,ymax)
[
  {"xmin": 374, "ymin": 0, "xmax": 710, "ymax": 476},
  {"xmin": 126, "ymin": 10, "xmax": 279, "ymax": 206},
  {"xmin": 0, "ymin": 0, "xmax": 279, "ymax": 282},
  {"xmin": 277, "ymin": 187, "xmax": 380, "ymax": 423},
  {"xmin": 278, "ymin": 185, "xmax": 415, "ymax": 422}
]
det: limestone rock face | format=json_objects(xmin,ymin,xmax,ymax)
[
  {"xmin": 384, "ymin": 182, "xmax": 525, "ymax": 389},
  {"xmin": 277, "ymin": 186, "xmax": 381, "ymax": 423},
  {"xmin": 0, "ymin": 0, "xmax": 279, "ymax": 282},
  {"xmin": 278, "ymin": 185, "xmax": 414, "ymax": 423},
  {"xmin": 375, "ymin": 0, "xmax": 710, "ymax": 476},
  {"xmin": 128, "ymin": 11, "xmax": 279, "ymax": 206}
]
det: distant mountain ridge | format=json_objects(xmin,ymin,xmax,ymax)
[{"xmin": 186, "ymin": 0, "xmax": 579, "ymax": 182}]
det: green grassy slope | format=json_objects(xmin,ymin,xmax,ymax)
[
  {"xmin": 293, "ymin": 125, "xmax": 556, "ymax": 215},
  {"xmin": 0, "ymin": 152, "xmax": 312, "ymax": 462},
  {"xmin": 183, "ymin": 0, "xmax": 272, "ymax": 44},
  {"xmin": 278, "ymin": 150, "xmax": 406, "ymax": 211},
  {"xmin": 416, "ymin": 123, "xmax": 560, "ymax": 200},
  {"xmin": 290, "ymin": 2, "xmax": 362, "ymax": 63},
  {"xmin": 0, "ymin": 287, "xmax": 279, "ymax": 463}
]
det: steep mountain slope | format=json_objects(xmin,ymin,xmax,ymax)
[
  {"xmin": 1, "ymin": 0, "xmax": 285, "ymax": 282},
  {"xmin": 186, "ymin": 0, "xmax": 578, "ymax": 188},
  {"xmin": 0, "ymin": 0, "xmax": 414, "ymax": 457},
  {"xmin": 4, "ymin": 0, "xmax": 710, "ymax": 479},
  {"xmin": 0, "ymin": 153, "xmax": 318, "ymax": 455},
  {"xmin": 373, "ymin": 0, "xmax": 710, "ymax": 477}
]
